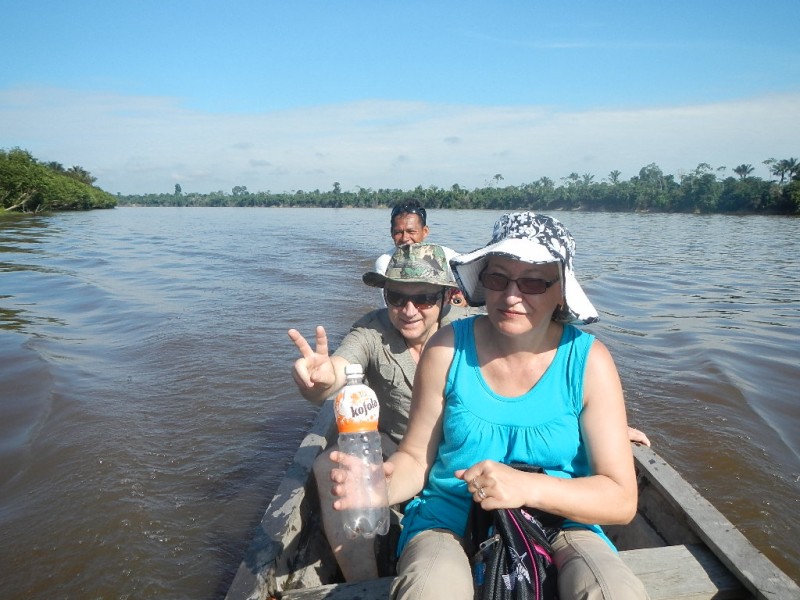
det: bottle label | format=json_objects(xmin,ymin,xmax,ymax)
[{"xmin": 335, "ymin": 385, "xmax": 379, "ymax": 433}]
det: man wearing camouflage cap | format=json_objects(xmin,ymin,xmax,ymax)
[{"xmin": 288, "ymin": 243, "xmax": 472, "ymax": 581}]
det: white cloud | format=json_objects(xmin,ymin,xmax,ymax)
[{"xmin": 2, "ymin": 86, "xmax": 798, "ymax": 194}]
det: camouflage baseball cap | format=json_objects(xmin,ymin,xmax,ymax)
[{"xmin": 362, "ymin": 243, "xmax": 459, "ymax": 289}]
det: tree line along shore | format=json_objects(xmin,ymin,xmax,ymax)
[
  {"xmin": 1, "ymin": 148, "xmax": 116, "ymax": 213},
  {"xmin": 3, "ymin": 147, "xmax": 799, "ymax": 215}
]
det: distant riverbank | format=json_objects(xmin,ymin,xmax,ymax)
[
  {"xmin": 115, "ymin": 160, "xmax": 800, "ymax": 215},
  {"xmin": 1, "ymin": 148, "xmax": 116, "ymax": 213}
]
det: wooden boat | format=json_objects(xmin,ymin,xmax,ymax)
[{"xmin": 225, "ymin": 400, "xmax": 799, "ymax": 600}]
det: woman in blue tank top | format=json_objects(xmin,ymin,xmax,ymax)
[{"xmin": 378, "ymin": 212, "xmax": 648, "ymax": 600}]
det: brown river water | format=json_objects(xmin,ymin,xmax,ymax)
[{"xmin": 1, "ymin": 207, "xmax": 798, "ymax": 598}]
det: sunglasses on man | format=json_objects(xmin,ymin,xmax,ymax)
[{"xmin": 384, "ymin": 289, "xmax": 443, "ymax": 309}]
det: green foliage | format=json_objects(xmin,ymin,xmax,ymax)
[
  {"xmin": 1, "ymin": 148, "xmax": 116, "ymax": 213},
  {"xmin": 5, "ymin": 149, "xmax": 789, "ymax": 215},
  {"xmin": 776, "ymin": 180, "xmax": 800, "ymax": 214},
  {"xmin": 115, "ymin": 158, "xmax": 799, "ymax": 215}
]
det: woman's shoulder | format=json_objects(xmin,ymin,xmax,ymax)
[
  {"xmin": 427, "ymin": 320, "xmax": 457, "ymax": 348},
  {"xmin": 562, "ymin": 322, "xmax": 597, "ymax": 345},
  {"xmin": 445, "ymin": 311, "xmax": 481, "ymax": 331},
  {"xmin": 440, "ymin": 303, "xmax": 480, "ymax": 326}
]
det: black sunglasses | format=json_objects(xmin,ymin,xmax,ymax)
[
  {"xmin": 479, "ymin": 271, "xmax": 559, "ymax": 295},
  {"xmin": 384, "ymin": 289, "xmax": 443, "ymax": 309},
  {"xmin": 390, "ymin": 203, "xmax": 427, "ymax": 225}
]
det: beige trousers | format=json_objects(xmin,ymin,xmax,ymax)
[
  {"xmin": 391, "ymin": 528, "xmax": 473, "ymax": 599},
  {"xmin": 391, "ymin": 527, "xmax": 649, "ymax": 600},
  {"xmin": 553, "ymin": 529, "xmax": 649, "ymax": 600}
]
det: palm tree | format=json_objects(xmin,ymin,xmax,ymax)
[
  {"xmin": 66, "ymin": 165, "xmax": 96, "ymax": 185},
  {"xmin": 607, "ymin": 170, "xmax": 622, "ymax": 185},
  {"xmin": 732, "ymin": 164, "xmax": 754, "ymax": 180},
  {"xmin": 562, "ymin": 172, "xmax": 580, "ymax": 187},
  {"xmin": 782, "ymin": 158, "xmax": 799, "ymax": 182},
  {"xmin": 768, "ymin": 158, "xmax": 798, "ymax": 184}
]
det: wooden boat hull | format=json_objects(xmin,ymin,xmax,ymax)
[{"xmin": 226, "ymin": 400, "xmax": 799, "ymax": 600}]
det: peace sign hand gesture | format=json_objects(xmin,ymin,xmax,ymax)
[{"xmin": 288, "ymin": 326, "xmax": 340, "ymax": 401}]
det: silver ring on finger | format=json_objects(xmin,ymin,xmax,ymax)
[{"xmin": 477, "ymin": 487, "xmax": 487, "ymax": 500}]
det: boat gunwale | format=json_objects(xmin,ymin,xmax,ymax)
[{"xmin": 630, "ymin": 444, "xmax": 799, "ymax": 599}]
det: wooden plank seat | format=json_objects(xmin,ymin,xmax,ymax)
[
  {"xmin": 279, "ymin": 576, "xmax": 392, "ymax": 599},
  {"xmin": 279, "ymin": 543, "xmax": 745, "ymax": 600},
  {"xmin": 619, "ymin": 544, "xmax": 744, "ymax": 600}
]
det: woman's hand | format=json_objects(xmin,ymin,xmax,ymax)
[{"xmin": 456, "ymin": 460, "xmax": 536, "ymax": 510}]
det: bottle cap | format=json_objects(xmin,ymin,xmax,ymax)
[{"xmin": 344, "ymin": 364, "xmax": 364, "ymax": 377}]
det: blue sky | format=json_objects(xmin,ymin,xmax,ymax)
[{"xmin": 2, "ymin": 1, "xmax": 799, "ymax": 195}]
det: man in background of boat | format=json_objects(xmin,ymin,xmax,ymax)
[
  {"xmin": 288, "ymin": 243, "xmax": 470, "ymax": 580},
  {"xmin": 374, "ymin": 199, "xmax": 466, "ymax": 307}
]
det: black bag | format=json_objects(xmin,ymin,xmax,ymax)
[{"xmin": 468, "ymin": 468, "xmax": 563, "ymax": 600}]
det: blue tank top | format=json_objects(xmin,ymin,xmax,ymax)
[{"xmin": 397, "ymin": 315, "xmax": 612, "ymax": 554}]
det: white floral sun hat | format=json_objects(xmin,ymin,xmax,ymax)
[{"xmin": 450, "ymin": 212, "xmax": 599, "ymax": 324}]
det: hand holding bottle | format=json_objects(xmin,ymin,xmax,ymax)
[{"xmin": 330, "ymin": 451, "xmax": 394, "ymax": 507}]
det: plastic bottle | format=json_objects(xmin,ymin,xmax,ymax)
[{"xmin": 333, "ymin": 364, "xmax": 390, "ymax": 539}]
